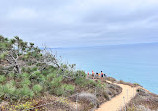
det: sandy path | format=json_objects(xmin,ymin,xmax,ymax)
[{"xmin": 95, "ymin": 81, "xmax": 138, "ymax": 111}]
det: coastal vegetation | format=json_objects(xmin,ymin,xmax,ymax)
[
  {"xmin": 0, "ymin": 35, "xmax": 121, "ymax": 110},
  {"xmin": 1, "ymin": 35, "xmax": 157, "ymax": 111},
  {"xmin": 121, "ymin": 88, "xmax": 158, "ymax": 111}
]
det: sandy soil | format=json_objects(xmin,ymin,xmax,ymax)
[{"xmin": 95, "ymin": 81, "xmax": 138, "ymax": 111}]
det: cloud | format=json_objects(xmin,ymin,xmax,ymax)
[
  {"xmin": 8, "ymin": 8, "xmax": 38, "ymax": 20},
  {"xmin": 0, "ymin": 0, "xmax": 158, "ymax": 47}
]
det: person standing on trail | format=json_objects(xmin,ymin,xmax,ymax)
[
  {"xmin": 92, "ymin": 70, "xmax": 95, "ymax": 79},
  {"xmin": 96, "ymin": 72, "xmax": 98, "ymax": 77},
  {"xmin": 101, "ymin": 71, "xmax": 103, "ymax": 79},
  {"xmin": 87, "ymin": 72, "xmax": 89, "ymax": 75}
]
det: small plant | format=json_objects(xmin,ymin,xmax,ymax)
[
  {"xmin": 20, "ymin": 73, "xmax": 29, "ymax": 78},
  {"xmin": 119, "ymin": 80, "xmax": 125, "ymax": 84},
  {"xmin": 96, "ymin": 80, "xmax": 105, "ymax": 88},
  {"xmin": 33, "ymin": 84, "xmax": 43, "ymax": 94},
  {"xmin": 133, "ymin": 83, "xmax": 140, "ymax": 86},
  {"xmin": 75, "ymin": 70, "xmax": 86, "ymax": 78},
  {"xmin": 46, "ymin": 72, "xmax": 57, "ymax": 81},
  {"xmin": 3, "ymin": 81, "xmax": 16, "ymax": 95},
  {"xmin": 0, "ymin": 75, "xmax": 6, "ymax": 83},
  {"xmin": 75, "ymin": 77, "xmax": 94, "ymax": 87},
  {"xmin": 20, "ymin": 86, "xmax": 34, "ymax": 99},
  {"xmin": 53, "ymin": 84, "xmax": 75, "ymax": 96},
  {"xmin": 54, "ymin": 87, "xmax": 64, "ymax": 96},
  {"xmin": 2, "ymin": 100, "xmax": 45, "ymax": 110},
  {"xmin": 8, "ymin": 73, "xmax": 15, "ymax": 79},
  {"xmin": 31, "ymin": 71, "xmax": 41, "ymax": 77},
  {"xmin": 0, "ymin": 84, "xmax": 4, "ymax": 96},
  {"xmin": 61, "ymin": 84, "xmax": 75, "ymax": 94},
  {"xmin": 50, "ymin": 76, "xmax": 63, "ymax": 87},
  {"xmin": 21, "ymin": 79, "xmax": 31, "ymax": 86}
]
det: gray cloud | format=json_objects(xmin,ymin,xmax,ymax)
[{"xmin": 0, "ymin": 0, "xmax": 158, "ymax": 47}]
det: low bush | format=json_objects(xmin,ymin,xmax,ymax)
[
  {"xmin": 0, "ymin": 75, "xmax": 6, "ymax": 83},
  {"xmin": 102, "ymin": 91, "xmax": 110, "ymax": 101},
  {"xmin": 75, "ymin": 77, "xmax": 88, "ymax": 87},
  {"xmin": 3, "ymin": 81, "xmax": 16, "ymax": 96},
  {"xmin": 19, "ymin": 86, "xmax": 34, "ymax": 99},
  {"xmin": 32, "ymin": 84, "xmax": 43, "ymax": 94},
  {"xmin": 46, "ymin": 72, "xmax": 57, "ymax": 81},
  {"xmin": 53, "ymin": 84, "xmax": 75, "ymax": 96},
  {"xmin": 20, "ymin": 78, "xmax": 31, "ymax": 86},
  {"xmin": 75, "ymin": 70, "xmax": 86, "ymax": 78},
  {"xmin": 133, "ymin": 83, "xmax": 140, "ymax": 86},
  {"xmin": 106, "ymin": 77, "xmax": 117, "ymax": 83},
  {"xmin": 20, "ymin": 73, "xmax": 29, "ymax": 79},
  {"xmin": 1, "ymin": 100, "xmax": 45, "ymax": 110},
  {"xmin": 50, "ymin": 76, "xmax": 63, "ymax": 88},
  {"xmin": 61, "ymin": 84, "xmax": 75, "ymax": 94},
  {"xmin": 53, "ymin": 87, "xmax": 65, "ymax": 96}
]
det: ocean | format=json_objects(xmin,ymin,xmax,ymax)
[{"xmin": 53, "ymin": 43, "xmax": 158, "ymax": 94}]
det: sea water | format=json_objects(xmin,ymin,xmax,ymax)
[{"xmin": 54, "ymin": 43, "xmax": 158, "ymax": 94}]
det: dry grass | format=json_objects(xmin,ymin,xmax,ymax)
[
  {"xmin": 106, "ymin": 77, "xmax": 117, "ymax": 83},
  {"xmin": 121, "ymin": 88, "xmax": 158, "ymax": 111},
  {"xmin": 117, "ymin": 80, "xmax": 141, "ymax": 87}
]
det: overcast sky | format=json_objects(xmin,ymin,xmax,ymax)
[{"xmin": 1, "ymin": 0, "xmax": 158, "ymax": 48}]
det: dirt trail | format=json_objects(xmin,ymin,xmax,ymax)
[{"xmin": 95, "ymin": 81, "xmax": 138, "ymax": 111}]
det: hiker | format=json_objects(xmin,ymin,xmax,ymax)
[
  {"xmin": 99, "ymin": 73, "xmax": 100, "ymax": 77},
  {"xmin": 96, "ymin": 72, "xmax": 98, "ymax": 79},
  {"xmin": 92, "ymin": 70, "xmax": 95, "ymax": 79},
  {"xmin": 101, "ymin": 71, "xmax": 103, "ymax": 79},
  {"xmin": 87, "ymin": 72, "xmax": 89, "ymax": 75}
]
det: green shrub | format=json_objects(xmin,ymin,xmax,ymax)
[
  {"xmin": 52, "ymin": 84, "xmax": 75, "ymax": 96},
  {"xmin": 61, "ymin": 84, "xmax": 75, "ymax": 94},
  {"xmin": 62, "ymin": 64, "xmax": 68, "ymax": 69},
  {"xmin": 21, "ymin": 67, "xmax": 26, "ymax": 72},
  {"xmin": 8, "ymin": 73, "xmax": 15, "ymax": 79},
  {"xmin": 75, "ymin": 77, "xmax": 88, "ymax": 87},
  {"xmin": 32, "ymin": 66, "xmax": 38, "ymax": 71},
  {"xmin": 0, "ymin": 52, "xmax": 8, "ymax": 59},
  {"xmin": 32, "ymin": 84, "xmax": 43, "ymax": 94},
  {"xmin": 41, "ymin": 70, "xmax": 48, "ymax": 75},
  {"xmin": 37, "ymin": 75, "xmax": 46, "ymax": 83},
  {"xmin": 0, "ymin": 75, "xmax": 6, "ymax": 83},
  {"xmin": 97, "ymin": 80, "xmax": 105, "ymax": 88},
  {"xmin": 50, "ymin": 76, "xmax": 63, "ymax": 87},
  {"xmin": 0, "ymin": 84, "xmax": 4, "ymax": 96},
  {"xmin": 3, "ymin": 82, "xmax": 16, "ymax": 95},
  {"xmin": 133, "ymin": 83, "xmax": 140, "ymax": 86},
  {"xmin": 88, "ymin": 79, "xmax": 97, "ymax": 87},
  {"xmin": 46, "ymin": 72, "xmax": 57, "ymax": 81},
  {"xmin": 25, "ymin": 67, "xmax": 31, "ymax": 73},
  {"xmin": 31, "ymin": 71, "xmax": 41, "ymax": 77},
  {"xmin": 75, "ymin": 70, "xmax": 86, "ymax": 78},
  {"xmin": 21, "ymin": 73, "xmax": 29, "ymax": 78},
  {"xmin": 54, "ymin": 87, "xmax": 64, "ymax": 96},
  {"xmin": 21, "ymin": 79, "xmax": 31, "ymax": 86},
  {"xmin": 20, "ymin": 86, "xmax": 34, "ymax": 98}
]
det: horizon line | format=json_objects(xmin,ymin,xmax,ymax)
[{"xmin": 46, "ymin": 42, "xmax": 158, "ymax": 49}]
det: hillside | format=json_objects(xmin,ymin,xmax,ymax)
[
  {"xmin": 0, "ymin": 36, "xmax": 123, "ymax": 110},
  {"xmin": 0, "ymin": 35, "xmax": 157, "ymax": 111}
]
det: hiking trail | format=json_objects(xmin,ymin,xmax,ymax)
[{"xmin": 95, "ymin": 81, "xmax": 138, "ymax": 111}]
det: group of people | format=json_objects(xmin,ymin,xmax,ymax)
[{"xmin": 87, "ymin": 70, "xmax": 107, "ymax": 79}]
